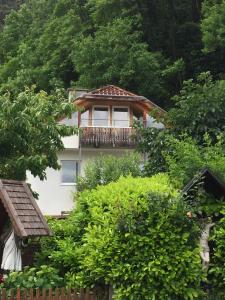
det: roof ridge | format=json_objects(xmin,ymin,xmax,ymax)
[{"xmin": 89, "ymin": 85, "xmax": 137, "ymax": 96}]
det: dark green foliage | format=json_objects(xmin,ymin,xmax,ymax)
[
  {"xmin": 0, "ymin": 0, "xmax": 23, "ymax": 26},
  {"xmin": 72, "ymin": 17, "xmax": 180, "ymax": 103},
  {"xmin": 2, "ymin": 0, "xmax": 225, "ymax": 107},
  {"xmin": 0, "ymin": 0, "xmax": 83, "ymax": 93},
  {"xmin": 77, "ymin": 152, "xmax": 142, "ymax": 192},
  {"xmin": 0, "ymin": 87, "xmax": 77, "ymax": 180},
  {"xmin": 201, "ymin": 0, "xmax": 225, "ymax": 52},
  {"xmin": 136, "ymin": 127, "xmax": 171, "ymax": 176},
  {"xmin": 169, "ymin": 72, "xmax": 225, "ymax": 141}
]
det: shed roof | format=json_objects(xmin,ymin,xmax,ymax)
[
  {"xmin": 182, "ymin": 168, "xmax": 225, "ymax": 200},
  {"xmin": 0, "ymin": 179, "xmax": 52, "ymax": 238}
]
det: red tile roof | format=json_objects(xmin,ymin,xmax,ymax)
[{"xmin": 90, "ymin": 85, "xmax": 137, "ymax": 97}]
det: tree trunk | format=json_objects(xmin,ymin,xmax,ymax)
[{"xmin": 200, "ymin": 222, "xmax": 215, "ymax": 271}]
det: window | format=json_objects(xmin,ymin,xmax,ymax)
[
  {"xmin": 61, "ymin": 160, "xmax": 80, "ymax": 184},
  {"xmin": 59, "ymin": 112, "xmax": 78, "ymax": 126},
  {"xmin": 93, "ymin": 106, "xmax": 109, "ymax": 126},
  {"xmin": 80, "ymin": 110, "xmax": 89, "ymax": 127},
  {"xmin": 112, "ymin": 107, "xmax": 129, "ymax": 127}
]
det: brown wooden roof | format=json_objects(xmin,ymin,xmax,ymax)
[{"xmin": 0, "ymin": 179, "xmax": 52, "ymax": 238}]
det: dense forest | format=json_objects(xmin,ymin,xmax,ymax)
[{"xmin": 0, "ymin": 0, "xmax": 224, "ymax": 108}]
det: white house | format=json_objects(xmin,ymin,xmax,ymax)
[{"xmin": 27, "ymin": 85, "xmax": 164, "ymax": 216}]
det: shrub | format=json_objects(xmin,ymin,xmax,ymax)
[
  {"xmin": 164, "ymin": 134, "xmax": 225, "ymax": 188},
  {"xmin": 208, "ymin": 211, "xmax": 225, "ymax": 297},
  {"xmin": 77, "ymin": 152, "xmax": 142, "ymax": 192},
  {"xmin": 66, "ymin": 175, "xmax": 203, "ymax": 299},
  {"xmin": 0, "ymin": 265, "xmax": 64, "ymax": 290}
]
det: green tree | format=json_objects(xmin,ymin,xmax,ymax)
[
  {"xmin": 72, "ymin": 17, "xmax": 179, "ymax": 104},
  {"xmin": 164, "ymin": 135, "xmax": 225, "ymax": 187},
  {"xmin": 77, "ymin": 152, "xmax": 142, "ymax": 192},
  {"xmin": 0, "ymin": 87, "xmax": 77, "ymax": 180},
  {"xmin": 0, "ymin": 0, "xmax": 23, "ymax": 26},
  {"xmin": 169, "ymin": 72, "xmax": 225, "ymax": 141},
  {"xmin": 201, "ymin": 0, "xmax": 225, "ymax": 52},
  {"xmin": 0, "ymin": 0, "xmax": 84, "ymax": 93}
]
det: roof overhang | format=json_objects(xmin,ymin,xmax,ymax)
[
  {"xmin": 182, "ymin": 168, "xmax": 225, "ymax": 200},
  {"xmin": 0, "ymin": 179, "xmax": 52, "ymax": 238}
]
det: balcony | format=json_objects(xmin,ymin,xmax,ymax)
[{"xmin": 80, "ymin": 126, "xmax": 137, "ymax": 148}]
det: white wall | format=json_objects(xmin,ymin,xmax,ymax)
[
  {"xmin": 61, "ymin": 134, "xmax": 79, "ymax": 149},
  {"xmin": 27, "ymin": 148, "xmax": 133, "ymax": 216}
]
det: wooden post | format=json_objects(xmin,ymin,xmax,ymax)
[
  {"xmin": 61, "ymin": 288, "xmax": 65, "ymax": 300},
  {"xmin": 143, "ymin": 110, "xmax": 147, "ymax": 128},
  {"xmin": 80, "ymin": 288, "xmax": 85, "ymax": 300},
  {"xmin": 78, "ymin": 112, "xmax": 81, "ymax": 127},
  {"xmin": 36, "ymin": 288, "xmax": 40, "ymax": 300},
  {"xmin": 55, "ymin": 288, "xmax": 59, "ymax": 300},
  {"xmin": 29, "ymin": 289, "xmax": 34, "ymax": 300},
  {"xmin": 73, "ymin": 289, "xmax": 79, "ymax": 300},
  {"xmin": 2, "ymin": 288, "xmax": 7, "ymax": 300},
  {"xmin": 49, "ymin": 288, "xmax": 53, "ymax": 300},
  {"xmin": 10, "ymin": 289, "xmax": 14, "ymax": 300},
  {"xmin": 84, "ymin": 289, "xmax": 90, "ymax": 300},
  {"xmin": 16, "ymin": 288, "xmax": 21, "ymax": 300},
  {"xmin": 23, "ymin": 289, "xmax": 27, "ymax": 300},
  {"xmin": 42, "ymin": 288, "xmax": 46, "ymax": 300}
]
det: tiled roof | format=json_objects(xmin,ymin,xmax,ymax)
[
  {"xmin": 90, "ymin": 85, "xmax": 137, "ymax": 97},
  {"xmin": 0, "ymin": 179, "xmax": 52, "ymax": 238}
]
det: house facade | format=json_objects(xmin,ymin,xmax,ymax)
[{"xmin": 27, "ymin": 85, "xmax": 164, "ymax": 216}]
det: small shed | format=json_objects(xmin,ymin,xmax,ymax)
[
  {"xmin": 0, "ymin": 179, "xmax": 52, "ymax": 270},
  {"xmin": 0, "ymin": 179, "xmax": 52, "ymax": 238},
  {"xmin": 182, "ymin": 168, "xmax": 225, "ymax": 200}
]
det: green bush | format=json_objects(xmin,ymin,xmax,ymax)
[
  {"xmin": 208, "ymin": 211, "xmax": 225, "ymax": 297},
  {"xmin": 77, "ymin": 152, "xmax": 142, "ymax": 192},
  {"xmin": 0, "ymin": 265, "xmax": 64, "ymax": 290},
  {"xmin": 164, "ymin": 134, "xmax": 225, "ymax": 188},
  {"xmin": 63, "ymin": 175, "xmax": 203, "ymax": 299}
]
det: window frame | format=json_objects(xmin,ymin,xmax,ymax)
[
  {"xmin": 112, "ymin": 106, "xmax": 130, "ymax": 128},
  {"xmin": 60, "ymin": 160, "xmax": 80, "ymax": 186},
  {"xmin": 92, "ymin": 105, "xmax": 110, "ymax": 127}
]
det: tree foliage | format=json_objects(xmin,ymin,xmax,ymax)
[
  {"xmin": 1, "ymin": 0, "xmax": 224, "ymax": 107},
  {"xmin": 169, "ymin": 72, "xmax": 225, "ymax": 141},
  {"xmin": 72, "ymin": 17, "xmax": 181, "ymax": 103},
  {"xmin": 0, "ymin": 87, "xmax": 77, "ymax": 180},
  {"xmin": 77, "ymin": 152, "xmax": 142, "ymax": 192},
  {"xmin": 201, "ymin": 0, "xmax": 225, "ymax": 52},
  {"xmin": 164, "ymin": 135, "xmax": 225, "ymax": 187}
]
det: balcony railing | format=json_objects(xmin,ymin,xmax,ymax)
[
  {"xmin": 80, "ymin": 127, "xmax": 137, "ymax": 148},
  {"xmin": 80, "ymin": 118, "xmax": 132, "ymax": 128}
]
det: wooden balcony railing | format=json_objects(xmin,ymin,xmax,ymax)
[{"xmin": 80, "ymin": 127, "xmax": 137, "ymax": 148}]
